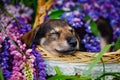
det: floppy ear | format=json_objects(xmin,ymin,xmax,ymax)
[
  {"xmin": 74, "ymin": 27, "xmax": 86, "ymax": 51},
  {"xmin": 21, "ymin": 27, "xmax": 40, "ymax": 47}
]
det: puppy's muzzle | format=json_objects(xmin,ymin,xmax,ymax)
[
  {"xmin": 55, "ymin": 36, "xmax": 78, "ymax": 54},
  {"xmin": 63, "ymin": 36, "xmax": 78, "ymax": 54},
  {"xmin": 66, "ymin": 36, "xmax": 77, "ymax": 48}
]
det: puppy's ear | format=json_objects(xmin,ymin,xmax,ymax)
[
  {"xmin": 21, "ymin": 27, "xmax": 40, "ymax": 47},
  {"xmin": 74, "ymin": 27, "xmax": 86, "ymax": 51},
  {"xmin": 96, "ymin": 17, "xmax": 113, "ymax": 43}
]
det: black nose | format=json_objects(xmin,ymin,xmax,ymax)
[{"xmin": 66, "ymin": 37, "xmax": 77, "ymax": 47}]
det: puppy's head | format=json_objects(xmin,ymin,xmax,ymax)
[{"xmin": 22, "ymin": 19, "xmax": 79, "ymax": 54}]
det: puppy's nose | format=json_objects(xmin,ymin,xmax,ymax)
[{"xmin": 66, "ymin": 37, "xmax": 77, "ymax": 47}]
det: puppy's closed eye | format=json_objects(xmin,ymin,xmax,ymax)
[
  {"xmin": 70, "ymin": 29, "xmax": 75, "ymax": 35},
  {"xmin": 49, "ymin": 31, "xmax": 60, "ymax": 36},
  {"xmin": 47, "ymin": 32, "xmax": 60, "ymax": 40}
]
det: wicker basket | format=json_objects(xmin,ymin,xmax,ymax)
[
  {"xmin": 33, "ymin": 0, "xmax": 120, "ymax": 64},
  {"xmin": 33, "ymin": 1, "xmax": 120, "ymax": 79}
]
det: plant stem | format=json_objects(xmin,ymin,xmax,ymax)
[
  {"xmin": 0, "ymin": 4, "xmax": 17, "ymax": 21},
  {"xmin": 0, "ymin": 22, "xmax": 24, "ymax": 55},
  {"xmin": 101, "ymin": 58, "xmax": 105, "ymax": 80},
  {"xmin": 0, "ymin": 68, "xmax": 4, "ymax": 80},
  {"xmin": 0, "ymin": 4, "xmax": 22, "ymax": 28},
  {"xmin": 82, "ymin": 44, "xmax": 112, "ymax": 76},
  {"xmin": 95, "ymin": 72, "xmax": 120, "ymax": 80}
]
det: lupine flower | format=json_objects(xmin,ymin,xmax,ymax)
[
  {"xmin": 61, "ymin": 9, "xmax": 84, "ymax": 28},
  {"xmin": 32, "ymin": 45, "xmax": 46, "ymax": 80},
  {"xmin": 1, "ymin": 1, "xmax": 120, "ymax": 80},
  {"xmin": 0, "ymin": 38, "xmax": 13, "ymax": 80},
  {"xmin": 51, "ymin": 0, "xmax": 120, "ymax": 52},
  {"xmin": 82, "ymin": 34, "xmax": 101, "ymax": 52},
  {"xmin": 5, "ymin": 3, "xmax": 33, "ymax": 22},
  {"xmin": 0, "ymin": 2, "xmax": 46, "ymax": 80}
]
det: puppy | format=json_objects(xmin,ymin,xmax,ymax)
[
  {"xmin": 22, "ymin": 18, "xmax": 113, "ymax": 54},
  {"xmin": 22, "ymin": 19, "xmax": 80, "ymax": 54}
]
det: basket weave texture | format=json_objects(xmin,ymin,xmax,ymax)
[{"xmin": 34, "ymin": 0, "xmax": 120, "ymax": 63}]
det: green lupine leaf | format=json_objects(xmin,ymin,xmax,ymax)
[
  {"xmin": 90, "ymin": 20, "xmax": 99, "ymax": 36},
  {"xmin": 0, "ymin": 68, "xmax": 4, "ymax": 80},
  {"xmin": 54, "ymin": 66, "xmax": 63, "ymax": 76},
  {"xmin": 10, "ymin": 0, "xmax": 16, "ymax": 4},
  {"xmin": 47, "ymin": 75, "xmax": 77, "ymax": 80},
  {"xmin": 79, "ymin": 4, "xmax": 83, "ymax": 9},
  {"xmin": 47, "ymin": 75, "xmax": 91, "ymax": 80},
  {"xmin": 113, "ymin": 37, "xmax": 120, "ymax": 51},
  {"xmin": 85, "ymin": 15, "xmax": 91, "ymax": 21},
  {"xmin": 85, "ymin": 14, "xmax": 98, "ymax": 36},
  {"xmin": 31, "ymin": 0, "xmax": 37, "ymax": 26},
  {"xmin": 48, "ymin": 9, "xmax": 64, "ymax": 19},
  {"xmin": 47, "ymin": 66, "xmax": 91, "ymax": 80},
  {"xmin": 83, "ymin": 44, "xmax": 112, "ymax": 76}
]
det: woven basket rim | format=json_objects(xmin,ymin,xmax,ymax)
[{"xmin": 37, "ymin": 46, "xmax": 120, "ymax": 63}]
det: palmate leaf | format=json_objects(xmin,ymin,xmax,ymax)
[
  {"xmin": 48, "ymin": 9, "xmax": 65, "ymax": 19},
  {"xmin": 113, "ymin": 37, "xmax": 120, "ymax": 51}
]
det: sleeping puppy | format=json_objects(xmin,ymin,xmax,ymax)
[
  {"xmin": 22, "ymin": 19, "xmax": 80, "ymax": 54},
  {"xmin": 22, "ymin": 17, "xmax": 113, "ymax": 54}
]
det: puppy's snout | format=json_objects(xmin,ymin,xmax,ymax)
[{"xmin": 66, "ymin": 37, "xmax": 77, "ymax": 47}]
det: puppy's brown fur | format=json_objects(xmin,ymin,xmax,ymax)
[
  {"xmin": 22, "ymin": 18, "xmax": 113, "ymax": 54},
  {"xmin": 22, "ymin": 19, "xmax": 79, "ymax": 54}
]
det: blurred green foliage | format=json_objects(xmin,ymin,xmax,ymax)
[
  {"xmin": 0, "ymin": 68, "xmax": 4, "ymax": 80},
  {"xmin": 113, "ymin": 37, "xmax": 120, "ymax": 51}
]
